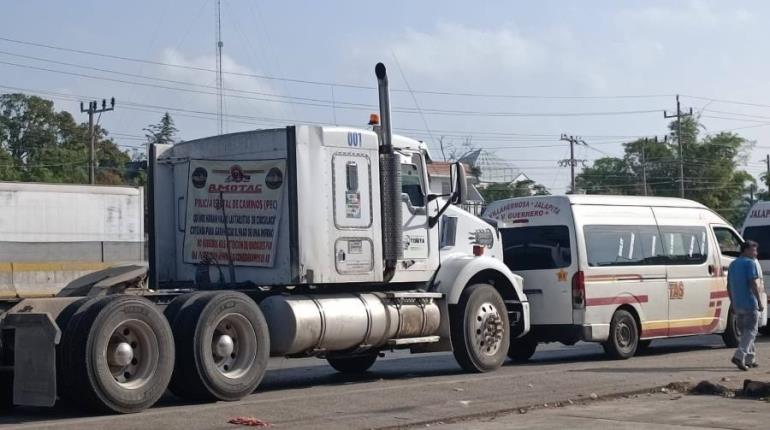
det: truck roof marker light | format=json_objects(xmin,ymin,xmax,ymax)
[
  {"xmin": 473, "ymin": 245, "xmax": 484, "ymax": 256},
  {"xmin": 369, "ymin": 113, "xmax": 380, "ymax": 125},
  {"xmin": 512, "ymin": 219, "xmax": 529, "ymax": 224}
]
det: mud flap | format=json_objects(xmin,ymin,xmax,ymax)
[{"xmin": 3, "ymin": 313, "xmax": 61, "ymax": 407}]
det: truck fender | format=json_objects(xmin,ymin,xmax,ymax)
[{"xmin": 431, "ymin": 255, "xmax": 526, "ymax": 305}]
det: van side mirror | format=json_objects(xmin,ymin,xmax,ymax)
[{"xmin": 450, "ymin": 161, "xmax": 468, "ymax": 205}]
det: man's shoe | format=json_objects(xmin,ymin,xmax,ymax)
[
  {"xmin": 748, "ymin": 361, "xmax": 759, "ymax": 368},
  {"xmin": 732, "ymin": 357, "xmax": 749, "ymax": 371}
]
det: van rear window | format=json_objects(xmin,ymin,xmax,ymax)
[
  {"xmin": 501, "ymin": 226, "xmax": 571, "ymax": 270},
  {"xmin": 743, "ymin": 226, "xmax": 770, "ymax": 260}
]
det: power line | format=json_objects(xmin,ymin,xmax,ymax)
[
  {"xmin": 0, "ymin": 35, "xmax": 675, "ymax": 100},
  {"xmin": 0, "ymin": 58, "xmax": 668, "ymax": 119}
]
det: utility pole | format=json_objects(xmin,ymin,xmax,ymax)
[
  {"xmin": 639, "ymin": 135, "xmax": 667, "ymax": 197},
  {"xmin": 664, "ymin": 94, "xmax": 693, "ymax": 198},
  {"xmin": 641, "ymin": 139, "xmax": 648, "ymax": 196},
  {"xmin": 559, "ymin": 134, "xmax": 586, "ymax": 194},
  {"xmin": 80, "ymin": 98, "xmax": 115, "ymax": 184}
]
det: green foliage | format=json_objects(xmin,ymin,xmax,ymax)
[
  {"xmin": 0, "ymin": 93, "xmax": 133, "ymax": 185},
  {"xmin": 144, "ymin": 112, "xmax": 178, "ymax": 145},
  {"xmin": 480, "ymin": 179, "xmax": 550, "ymax": 203},
  {"xmin": 575, "ymin": 117, "xmax": 755, "ymax": 224}
]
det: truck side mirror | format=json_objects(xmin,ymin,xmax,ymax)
[{"xmin": 450, "ymin": 162, "xmax": 468, "ymax": 205}]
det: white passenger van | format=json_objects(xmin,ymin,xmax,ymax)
[
  {"xmin": 740, "ymin": 201, "xmax": 770, "ymax": 330},
  {"xmin": 484, "ymin": 195, "xmax": 750, "ymax": 360}
]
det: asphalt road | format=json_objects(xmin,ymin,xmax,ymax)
[{"xmin": 2, "ymin": 335, "xmax": 768, "ymax": 429}]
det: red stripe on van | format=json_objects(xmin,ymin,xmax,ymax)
[
  {"xmin": 585, "ymin": 274, "xmax": 643, "ymax": 282},
  {"xmin": 585, "ymin": 295, "xmax": 648, "ymax": 307},
  {"xmin": 710, "ymin": 291, "xmax": 729, "ymax": 299}
]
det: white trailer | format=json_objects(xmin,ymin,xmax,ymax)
[
  {"xmin": 0, "ymin": 64, "xmax": 529, "ymax": 414},
  {"xmin": 0, "ymin": 182, "xmax": 144, "ymax": 300}
]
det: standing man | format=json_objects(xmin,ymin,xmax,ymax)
[{"xmin": 727, "ymin": 240, "xmax": 765, "ymax": 371}]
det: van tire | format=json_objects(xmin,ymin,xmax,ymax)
[
  {"xmin": 722, "ymin": 307, "xmax": 740, "ymax": 348},
  {"xmin": 168, "ymin": 291, "xmax": 269, "ymax": 402},
  {"xmin": 602, "ymin": 310, "xmax": 638, "ymax": 360},
  {"xmin": 327, "ymin": 353, "xmax": 378, "ymax": 373},
  {"xmin": 508, "ymin": 335, "xmax": 537, "ymax": 362},
  {"xmin": 450, "ymin": 284, "xmax": 510, "ymax": 373}
]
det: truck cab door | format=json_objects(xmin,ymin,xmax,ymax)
[
  {"xmin": 396, "ymin": 151, "xmax": 441, "ymax": 276},
  {"xmin": 400, "ymin": 154, "xmax": 429, "ymax": 261}
]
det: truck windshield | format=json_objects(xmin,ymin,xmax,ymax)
[
  {"xmin": 500, "ymin": 226, "xmax": 572, "ymax": 270},
  {"xmin": 742, "ymin": 226, "xmax": 770, "ymax": 260}
]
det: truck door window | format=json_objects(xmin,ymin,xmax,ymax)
[
  {"xmin": 714, "ymin": 226, "xmax": 743, "ymax": 258},
  {"xmin": 346, "ymin": 162, "xmax": 359, "ymax": 191},
  {"xmin": 401, "ymin": 163, "xmax": 425, "ymax": 207}
]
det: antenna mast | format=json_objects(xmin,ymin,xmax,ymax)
[{"xmin": 216, "ymin": 0, "xmax": 224, "ymax": 134}]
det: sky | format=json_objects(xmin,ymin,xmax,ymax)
[{"xmin": 2, "ymin": 0, "xmax": 770, "ymax": 193}]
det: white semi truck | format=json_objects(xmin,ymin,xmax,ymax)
[{"xmin": 0, "ymin": 63, "xmax": 529, "ymax": 414}]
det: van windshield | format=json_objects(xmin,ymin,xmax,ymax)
[
  {"xmin": 742, "ymin": 226, "xmax": 770, "ymax": 260},
  {"xmin": 501, "ymin": 226, "xmax": 571, "ymax": 270}
]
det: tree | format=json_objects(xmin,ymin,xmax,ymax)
[
  {"xmin": 575, "ymin": 117, "xmax": 755, "ymax": 224},
  {"xmin": 0, "ymin": 93, "xmax": 131, "ymax": 185},
  {"xmin": 479, "ymin": 179, "xmax": 550, "ymax": 203},
  {"xmin": 144, "ymin": 112, "xmax": 178, "ymax": 145}
]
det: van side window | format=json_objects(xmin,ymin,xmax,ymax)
[
  {"xmin": 659, "ymin": 226, "xmax": 708, "ymax": 265},
  {"xmin": 584, "ymin": 225, "xmax": 663, "ymax": 267},
  {"xmin": 714, "ymin": 227, "xmax": 743, "ymax": 258}
]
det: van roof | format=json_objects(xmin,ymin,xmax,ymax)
[
  {"xmin": 561, "ymin": 194, "xmax": 708, "ymax": 208},
  {"xmin": 494, "ymin": 194, "xmax": 707, "ymax": 208}
]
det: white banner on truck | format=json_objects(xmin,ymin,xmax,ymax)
[{"xmin": 183, "ymin": 159, "xmax": 286, "ymax": 267}]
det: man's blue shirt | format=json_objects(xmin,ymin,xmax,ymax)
[{"xmin": 727, "ymin": 256, "xmax": 759, "ymax": 310}]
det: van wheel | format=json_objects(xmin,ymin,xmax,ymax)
[
  {"xmin": 0, "ymin": 370, "xmax": 12, "ymax": 410},
  {"xmin": 450, "ymin": 284, "xmax": 510, "ymax": 373},
  {"xmin": 327, "ymin": 353, "xmax": 378, "ymax": 373},
  {"xmin": 722, "ymin": 307, "xmax": 740, "ymax": 348},
  {"xmin": 602, "ymin": 310, "xmax": 638, "ymax": 360},
  {"xmin": 59, "ymin": 295, "xmax": 175, "ymax": 413},
  {"xmin": 508, "ymin": 335, "xmax": 537, "ymax": 362},
  {"xmin": 168, "ymin": 291, "xmax": 270, "ymax": 402}
]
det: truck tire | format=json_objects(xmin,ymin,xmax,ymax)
[
  {"xmin": 168, "ymin": 291, "xmax": 269, "ymax": 402},
  {"xmin": 0, "ymin": 370, "xmax": 12, "ymax": 410},
  {"xmin": 508, "ymin": 335, "xmax": 537, "ymax": 363},
  {"xmin": 327, "ymin": 353, "xmax": 378, "ymax": 373},
  {"xmin": 602, "ymin": 309, "xmax": 639, "ymax": 360},
  {"xmin": 722, "ymin": 307, "xmax": 740, "ymax": 348},
  {"xmin": 450, "ymin": 284, "xmax": 510, "ymax": 373},
  {"xmin": 58, "ymin": 295, "xmax": 175, "ymax": 413}
]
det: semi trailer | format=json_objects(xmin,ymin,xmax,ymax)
[{"xmin": 0, "ymin": 63, "xmax": 529, "ymax": 414}]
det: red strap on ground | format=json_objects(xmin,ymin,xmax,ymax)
[{"xmin": 228, "ymin": 417, "xmax": 272, "ymax": 427}]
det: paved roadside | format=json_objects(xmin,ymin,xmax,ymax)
[{"xmin": 436, "ymin": 390, "xmax": 770, "ymax": 429}]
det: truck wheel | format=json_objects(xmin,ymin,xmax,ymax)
[
  {"xmin": 168, "ymin": 291, "xmax": 269, "ymax": 402},
  {"xmin": 450, "ymin": 284, "xmax": 510, "ymax": 373},
  {"xmin": 508, "ymin": 335, "xmax": 537, "ymax": 363},
  {"xmin": 602, "ymin": 309, "xmax": 638, "ymax": 360},
  {"xmin": 327, "ymin": 353, "xmax": 378, "ymax": 373},
  {"xmin": 59, "ymin": 295, "xmax": 175, "ymax": 413},
  {"xmin": 0, "ymin": 370, "xmax": 12, "ymax": 410},
  {"xmin": 722, "ymin": 307, "xmax": 740, "ymax": 348}
]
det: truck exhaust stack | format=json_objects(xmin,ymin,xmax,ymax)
[{"xmin": 375, "ymin": 63, "xmax": 403, "ymax": 278}]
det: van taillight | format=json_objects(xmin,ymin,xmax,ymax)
[{"xmin": 572, "ymin": 270, "xmax": 585, "ymax": 309}]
